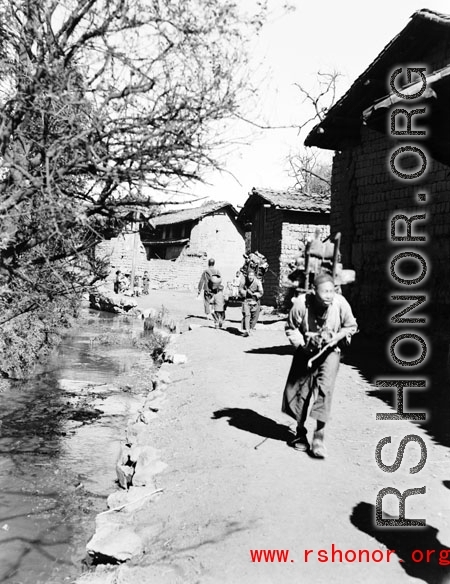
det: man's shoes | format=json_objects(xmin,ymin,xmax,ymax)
[
  {"xmin": 288, "ymin": 434, "xmax": 309, "ymax": 452},
  {"xmin": 219, "ymin": 322, "xmax": 223, "ymax": 328},
  {"xmin": 242, "ymin": 331, "xmax": 249, "ymax": 337},
  {"xmin": 311, "ymin": 431, "xmax": 327, "ymax": 459}
]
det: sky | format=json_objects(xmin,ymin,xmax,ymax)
[{"xmin": 181, "ymin": 0, "xmax": 450, "ymax": 209}]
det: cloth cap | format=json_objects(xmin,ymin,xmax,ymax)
[{"xmin": 313, "ymin": 272, "xmax": 334, "ymax": 287}]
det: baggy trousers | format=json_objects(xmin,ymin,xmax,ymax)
[
  {"xmin": 282, "ymin": 347, "xmax": 340, "ymax": 427},
  {"xmin": 203, "ymin": 290, "xmax": 213, "ymax": 315},
  {"xmin": 242, "ymin": 300, "xmax": 260, "ymax": 331}
]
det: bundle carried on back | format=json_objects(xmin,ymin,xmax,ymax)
[
  {"xmin": 241, "ymin": 251, "xmax": 269, "ymax": 281},
  {"xmin": 208, "ymin": 273, "xmax": 222, "ymax": 291}
]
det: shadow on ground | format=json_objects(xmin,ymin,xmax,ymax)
[
  {"xmin": 212, "ymin": 408, "xmax": 293, "ymax": 442},
  {"xmin": 245, "ymin": 345, "xmax": 294, "ymax": 356},
  {"xmin": 223, "ymin": 326, "xmax": 244, "ymax": 337},
  {"xmin": 342, "ymin": 334, "xmax": 450, "ymax": 449},
  {"xmin": 185, "ymin": 314, "xmax": 211, "ymax": 322},
  {"xmin": 351, "ymin": 501, "xmax": 450, "ymax": 584}
]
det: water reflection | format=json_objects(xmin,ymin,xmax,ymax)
[{"xmin": 0, "ymin": 310, "xmax": 152, "ymax": 583}]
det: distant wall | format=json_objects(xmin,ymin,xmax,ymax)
[
  {"xmin": 96, "ymin": 211, "xmax": 245, "ymax": 291},
  {"xmin": 280, "ymin": 211, "xmax": 330, "ymax": 282},
  {"xmin": 96, "ymin": 227, "xmax": 148, "ymax": 287},
  {"xmin": 187, "ymin": 212, "xmax": 245, "ymax": 284},
  {"xmin": 250, "ymin": 204, "xmax": 330, "ymax": 305}
]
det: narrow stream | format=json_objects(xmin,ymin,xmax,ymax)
[{"xmin": 0, "ymin": 310, "xmax": 154, "ymax": 584}]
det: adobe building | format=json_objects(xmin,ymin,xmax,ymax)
[
  {"xmin": 239, "ymin": 187, "xmax": 330, "ymax": 305},
  {"xmin": 97, "ymin": 200, "xmax": 245, "ymax": 290},
  {"xmin": 141, "ymin": 200, "xmax": 245, "ymax": 287},
  {"xmin": 305, "ymin": 9, "xmax": 450, "ymax": 339}
]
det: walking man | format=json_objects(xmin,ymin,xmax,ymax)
[
  {"xmin": 198, "ymin": 258, "xmax": 222, "ymax": 320},
  {"xmin": 239, "ymin": 269, "xmax": 263, "ymax": 337},
  {"xmin": 282, "ymin": 272, "xmax": 357, "ymax": 458},
  {"xmin": 211, "ymin": 284, "xmax": 226, "ymax": 329}
]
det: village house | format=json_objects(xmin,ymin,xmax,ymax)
[
  {"xmin": 96, "ymin": 200, "xmax": 245, "ymax": 291},
  {"xmin": 239, "ymin": 187, "xmax": 330, "ymax": 305},
  {"xmin": 141, "ymin": 200, "xmax": 245, "ymax": 287},
  {"xmin": 305, "ymin": 8, "xmax": 450, "ymax": 338}
]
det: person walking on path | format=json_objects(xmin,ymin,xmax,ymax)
[
  {"xmin": 211, "ymin": 284, "xmax": 226, "ymax": 328},
  {"xmin": 282, "ymin": 272, "xmax": 357, "ymax": 459},
  {"xmin": 239, "ymin": 269, "xmax": 263, "ymax": 337},
  {"xmin": 198, "ymin": 258, "xmax": 222, "ymax": 321}
]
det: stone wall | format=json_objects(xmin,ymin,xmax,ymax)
[{"xmin": 332, "ymin": 125, "xmax": 450, "ymax": 338}]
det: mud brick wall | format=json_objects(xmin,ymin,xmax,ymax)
[
  {"xmin": 250, "ymin": 206, "xmax": 283, "ymax": 305},
  {"xmin": 146, "ymin": 255, "xmax": 206, "ymax": 290},
  {"xmin": 280, "ymin": 211, "xmax": 330, "ymax": 278},
  {"xmin": 250, "ymin": 206, "xmax": 330, "ymax": 305},
  {"xmin": 97, "ymin": 212, "xmax": 245, "ymax": 291},
  {"xmin": 96, "ymin": 229, "xmax": 149, "ymax": 283},
  {"xmin": 332, "ymin": 125, "xmax": 450, "ymax": 339},
  {"xmin": 187, "ymin": 213, "xmax": 245, "ymax": 285}
]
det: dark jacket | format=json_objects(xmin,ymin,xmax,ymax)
[
  {"xmin": 198, "ymin": 267, "xmax": 221, "ymax": 294},
  {"xmin": 239, "ymin": 277, "xmax": 263, "ymax": 303}
]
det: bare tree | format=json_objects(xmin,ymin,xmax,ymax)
[
  {"xmin": 294, "ymin": 70, "xmax": 342, "ymax": 132},
  {"xmin": 0, "ymin": 0, "xmax": 267, "ymax": 376},
  {"xmin": 288, "ymin": 149, "xmax": 331, "ymax": 197},
  {"xmin": 288, "ymin": 70, "xmax": 341, "ymax": 197}
]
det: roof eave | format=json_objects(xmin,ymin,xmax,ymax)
[{"xmin": 305, "ymin": 8, "xmax": 450, "ymax": 150}]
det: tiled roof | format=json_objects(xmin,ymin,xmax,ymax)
[
  {"xmin": 248, "ymin": 187, "xmax": 330, "ymax": 213},
  {"xmin": 149, "ymin": 200, "xmax": 236, "ymax": 227},
  {"xmin": 305, "ymin": 8, "xmax": 450, "ymax": 150}
]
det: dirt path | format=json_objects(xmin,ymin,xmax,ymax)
[{"xmin": 87, "ymin": 291, "xmax": 450, "ymax": 584}]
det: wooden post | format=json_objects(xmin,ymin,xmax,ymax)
[
  {"xmin": 332, "ymin": 232, "xmax": 341, "ymax": 280},
  {"xmin": 130, "ymin": 210, "xmax": 139, "ymax": 289}
]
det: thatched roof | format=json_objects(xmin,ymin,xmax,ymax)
[
  {"xmin": 239, "ymin": 187, "xmax": 329, "ymax": 222},
  {"xmin": 305, "ymin": 9, "xmax": 450, "ymax": 153},
  {"xmin": 148, "ymin": 200, "xmax": 237, "ymax": 227}
]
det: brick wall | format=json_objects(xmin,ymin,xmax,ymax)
[
  {"xmin": 280, "ymin": 211, "xmax": 330, "ymax": 275},
  {"xmin": 332, "ymin": 125, "xmax": 450, "ymax": 339},
  {"xmin": 250, "ymin": 205, "xmax": 283, "ymax": 304},
  {"xmin": 250, "ymin": 205, "xmax": 330, "ymax": 305}
]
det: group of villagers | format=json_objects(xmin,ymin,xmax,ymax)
[
  {"xmin": 198, "ymin": 257, "xmax": 358, "ymax": 459},
  {"xmin": 197, "ymin": 257, "xmax": 264, "ymax": 336},
  {"xmin": 114, "ymin": 270, "xmax": 150, "ymax": 296}
]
